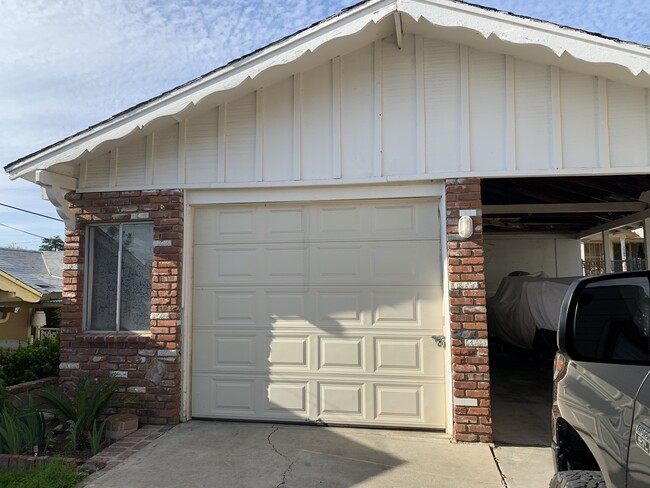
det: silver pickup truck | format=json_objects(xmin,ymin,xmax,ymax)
[{"xmin": 551, "ymin": 271, "xmax": 650, "ymax": 488}]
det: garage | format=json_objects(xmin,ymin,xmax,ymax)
[
  {"xmin": 7, "ymin": 0, "xmax": 650, "ymax": 441},
  {"xmin": 190, "ymin": 198, "xmax": 447, "ymax": 428}
]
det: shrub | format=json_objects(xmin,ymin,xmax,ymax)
[
  {"xmin": 38, "ymin": 377, "xmax": 120, "ymax": 450},
  {"xmin": 0, "ymin": 337, "xmax": 59, "ymax": 386}
]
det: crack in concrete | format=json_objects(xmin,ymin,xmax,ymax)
[
  {"xmin": 267, "ymin": 425, "xmax": 294, "ymax": 488},
  {"xmin": 490, "ymin": 446, "xmax": 509, "ymax": 488}
]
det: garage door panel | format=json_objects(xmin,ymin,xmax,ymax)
[
  {"xmin": 311, "ymin": 241, "xmax": 440, "ymax": 286},
  {"xmin": 310, "ymin": 200, "xmax": 440, "ymax": 241},
  {"xmin": 193, "ymin": 247, "xmax": 257, "ymax": 285},
  {"xmin": 194, "ymin": 245, "xmax": 309, "ymax": 286},
  {"xmin": 216, "ymin": 247, "xmax": 257, "ymax": 279},
  {"xmin": 371, "ymin": 287, "xmax": 442, "ymax": 330},
  {"xmin": 312, "ymin": 245, "xmax": 362, "ymax": 281},
  {"xmin": 193, "ymin": 289, "xmax": 258, "ymax": 326},
  {"xmin": 312, "ymin": 205, "xmax": 361, "ymax": 237},
  {"xmin": 194, "ymin": 330, "xmax": 443, "ymax": 377},
  {"xmin": 318, "ymin": 337, "xmax": 365, "ymax": 370},
  {"xmin": 375, "ymin": 385, "xmax": 423, "ymax": 420},
  {"xmin": 191, "ymin": 377, "xmax": 258, "ymax": 416},
  {"xmin": 265, "ymin": 207, "xmax": 307, "ymax": 238},
  {"xmin": 317, "ymin": 291, "xmax": 365, "ymax": 325},
  {"xmin": 195, "ymin": 200, "xmax": 440, "ymax": 245},
  {"xmin": 268, "ymin": 335, "xmax": 310, "ymax": 369},
  {"xmin": 374, "ymin": 338, "xmax": 423, "ymax": 373},
  {"xmin": 267, "ymin": 382, "xmax": 309, "ymax": 415},
  {"xmin": 192, "ymin": 199, "xmax": 446, "ymax": 428},
  {"xmin": 193, "ymin": 374, "xmax": 446, "ymax": 426},
  {"xmin": 192, "ymin": 332, "xmax": 260, "ymax": 371},
  {"xmin": 265, "ymin": 290, "xmax": 309, "ymax": 323},
  {"xmin": 266, "ymin": 247, "xmax": 308, "ymax": 279},
  {"xmin": 319, "ymin": 383, "xmax": 365, "ymax": 417},
  {"xmin": 195, "ymin": 241, "xmax": 440, "ymax": 287},
  {"xmin": 370, "ymin": 242, "xmax": 440, "ymax": 284},
  {"xmin": 194, "ymin": 207, "xmax": 259, "ymax": 244},
  {"xmin": 194, "ymin": 286, "xmax": 441, "ymax": 330}
]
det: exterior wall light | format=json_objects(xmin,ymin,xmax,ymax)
[{"xmin": 458, "ymin": 215, "xmax": 474, "ymax": 239}]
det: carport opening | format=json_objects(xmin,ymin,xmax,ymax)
[{"xmin": 481, "ymin": 175, "xmax": 650, "ymax": 446}]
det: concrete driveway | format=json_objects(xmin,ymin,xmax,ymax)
[{"xmin": 80, "ymin": 421, "xmax": 552, "ymax": 488}]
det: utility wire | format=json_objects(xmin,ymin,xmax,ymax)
[
  {"xmin": 0, "ymin": 202, "xmax": 63, "ymax": 222},
  {"xmin": 0, "ymin": 223, "xmax": 47, "ymax": 239}
]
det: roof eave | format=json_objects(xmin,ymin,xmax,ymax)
[{"xmin": 0, "ymin": 271, "xmax": 44, "ymax": 304}]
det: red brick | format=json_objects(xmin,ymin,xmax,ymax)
[{"xmin": 455, "ymin": 433, "xmax": 479, "ymax": 442}]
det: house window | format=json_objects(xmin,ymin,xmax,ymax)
[{"xmin": 86, "ymin": 222, "xmax": 153, "ymax": 331}]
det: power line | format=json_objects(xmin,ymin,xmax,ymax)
[
  {"xmin": 0, "ymin": 223, "xmax": 47, "ymax": 239},
  {"xmin": 0, "ymin": 202, "xmax": 63, "ymax": 222}
]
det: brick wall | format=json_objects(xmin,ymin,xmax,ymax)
[
  {"xmin": 445, "ymin": 178, "xmax": 491, "ymax": 443},
  {"xmin": 61, "ymin": 190, "xmax": 183, "ymax": 425}
]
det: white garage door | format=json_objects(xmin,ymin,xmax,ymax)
[{"xmin": 191, "ymin": 199, "xmax": 446, "ymax": 428}]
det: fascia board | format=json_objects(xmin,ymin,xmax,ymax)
[{"xmin": 401, "ymin": 0, "xmax": 650, "ymax": 75}]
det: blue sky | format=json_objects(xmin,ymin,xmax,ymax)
[{"xmin": 1, "ymin": 0, "xmax": 649, "ymax": 249}]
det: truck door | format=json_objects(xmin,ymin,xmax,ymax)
[{"xmin": 628, "ymin": 372, "xmax": 650, "ymax": 487}]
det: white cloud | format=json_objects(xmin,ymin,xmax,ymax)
[
  {"xmin": 0, "ymin": 0, "xmax": 349, "ymax": 248},
  {"xmin": 0, "ymin": 0, "xmax": 648, "ymax": 249}
]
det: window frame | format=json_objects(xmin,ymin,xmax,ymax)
[{"xmin": 83, "ymin": 221, "xmax": 154, "ymax": 333}]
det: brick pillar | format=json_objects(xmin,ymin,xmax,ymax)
[
  {"xmin": 445, "ymin": 178, "xmax": 491, "ymax": 443},
  {"xmin": 61, "ymin": 189, "xmax": 183, "ymax": 425}
]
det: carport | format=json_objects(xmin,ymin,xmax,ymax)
[{"xmin": 482, "ymin": 175, "xmax": 650, "ymax": 445}]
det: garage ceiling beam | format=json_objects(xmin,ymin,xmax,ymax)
[
  {"xmin": 577, "ymin": 208, "xmax": 650, "ymax": 238},
  {"xmin": 483, "ymin": 202, "xmax": 647, "ymax": 215}
]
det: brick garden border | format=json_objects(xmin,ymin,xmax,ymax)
[{"xmin": 6, "ymin": 377, "xmax": 58, "ymax": 404}]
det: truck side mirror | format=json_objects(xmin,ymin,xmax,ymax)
[{"xmin": 558, "ymin": 272, "xmax": 650, "ymax": 365}]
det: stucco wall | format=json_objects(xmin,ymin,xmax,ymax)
[{"xmin": 0, "ymin": 306, "xmax": 31, "ymax": 342}]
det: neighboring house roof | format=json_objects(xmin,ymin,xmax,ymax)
[
  {"xmin": 0, "ymin": 249, "xmax": 63, "ymax": 302},
  {"xmin": 4, "ymin": 0, "xmax": 650, "ymax": 180}
]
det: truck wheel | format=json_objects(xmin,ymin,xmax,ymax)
[{"xmin": 549, "ymin": 471, "xmax": 605, "ymax": 488}]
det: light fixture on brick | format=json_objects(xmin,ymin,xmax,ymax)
[{"xmin": 458, "ymin": 215, "xmax": 474, "ymax": 239}]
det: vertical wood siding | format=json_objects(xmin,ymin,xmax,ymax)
[{"xmin": 78, "ymin": 34, "xmax": 650, "ymax": 190}]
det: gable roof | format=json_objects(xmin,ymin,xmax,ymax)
[
  {"xmin": 0, "ymin": 249, "xmax": 63, "ymax": 302},
  {"xmin": 5, "ymin": 0, "xmax": 650, "ymax": 180}
]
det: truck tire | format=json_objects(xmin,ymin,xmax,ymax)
[{"xmin": 549, "ymin": 471, "xmax": 605, "ymax": 488}]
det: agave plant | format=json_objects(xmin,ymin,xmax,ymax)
[{"xmin": 38, "ymin": 377, "xmax": 120, "ymax": 449}]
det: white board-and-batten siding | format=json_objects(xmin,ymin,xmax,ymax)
[{"xmin": 78, "ymin": 33, "xmax": 650, "ymax": 191}]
